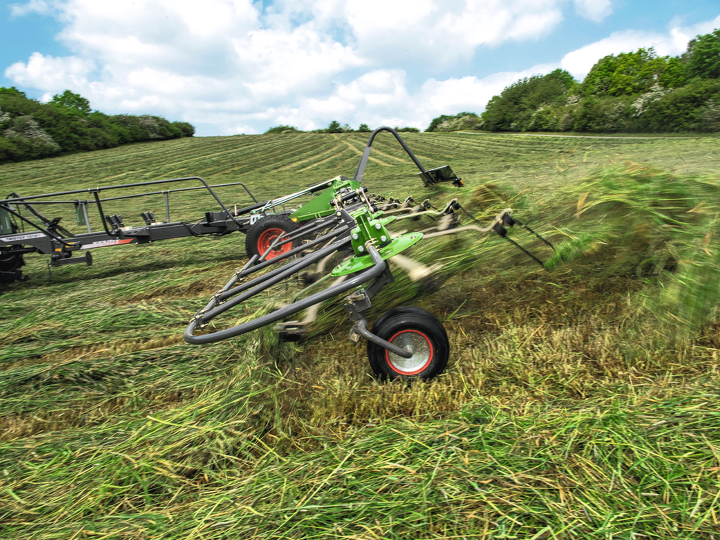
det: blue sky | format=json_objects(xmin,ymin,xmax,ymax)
[{"xmin": 2, "ymin": 0, "xmax": 720, "ymax": 136}]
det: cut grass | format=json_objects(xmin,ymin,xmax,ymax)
[{"xmin": 1, "ymin": 132, "xmax": 720, "ymax": 538}]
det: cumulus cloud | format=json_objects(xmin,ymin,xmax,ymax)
[
  {"xmin": 343, "ymin": 0, "xmax": 564, "ymax": 68},
  {"xmin": 4, "ymin": 1, "xmax": 720, "ymax": 135},
  {"xmin": 572, "ymin": 0, "xmax": 612, "ymax": 23},
  {"xmin": 559, "ymin": 14, "xmax": 720, "ymax": 80},
  {"xmin": 4, "ymin": 0, "xmax": 577, "ymax": 134},
  {"xmin": 9, "ymin": 0, "xmax": 51, "ymax": 17},
  {"xmin": 5, "ymin": 52, "xmax": 95, "ymax": 92}
]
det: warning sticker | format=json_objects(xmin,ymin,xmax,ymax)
[
  {"xmin": 0, "ymin": 232, "xmax": 46, "ymax": 243},
  {"xmin": 80, "ymin": 238, "xmax": 136, "ymax": 249}
]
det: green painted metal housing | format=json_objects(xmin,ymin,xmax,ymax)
[
  {"xmin": 331, "ymin": 206, "xmax": 423, "ymax": 277},
  {"xmin": 289, "ymin": 177, "xmax": 361, "ymax": 222}
]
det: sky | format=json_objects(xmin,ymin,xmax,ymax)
[{"xmin": 2, "ymin": 0, "xmax": 720, "ymax": 136}]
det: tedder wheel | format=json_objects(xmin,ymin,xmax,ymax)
[
  {"xmin": 367, "ymin": 306, "xmax": 450, "ymax": 380},
  {"xmin": 245, "ymin": 215, "xmax": 301, "ymax": 261},
  {"xmin": 0, "ymin": 247, "xmax": 26, "ymax": 283}
]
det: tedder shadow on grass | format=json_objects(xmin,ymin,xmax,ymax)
[{"xmin": 0, "ymin": 133, "xmax": 719, "ymax": 539}]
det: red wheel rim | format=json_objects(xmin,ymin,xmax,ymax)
[
  {"xmin": 385, "ymin": 329, "xmax": 433, "ymax": 376},
  {"xmin": 257, "ymin": 228, "xmax": 292, "ymax": 260}
]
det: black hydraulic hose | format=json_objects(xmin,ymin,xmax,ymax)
[
  {"xmin": 353, "ymin": 127, "xmax": 432, "ymax": 186},
  {"xmin": 185, "ymin": 243, "xmax": 386, "ymax": 344}
]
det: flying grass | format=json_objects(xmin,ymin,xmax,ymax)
[{"xmin": 1, "ymin": 133, "xmax": 720, "ymax": 538}]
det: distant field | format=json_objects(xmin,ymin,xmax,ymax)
[{"xmin": 1, "ymin": 132, "xmax": 719, "ymax": 539}]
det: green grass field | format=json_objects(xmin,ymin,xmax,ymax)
[{"xmin": 1, "ymin": 131, "xmax": 720, "ymax": 539}]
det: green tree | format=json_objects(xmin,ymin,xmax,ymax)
[
  {"xmin": 684, "ymin": 29, "xmax": 720, "ymax": 79},
  {"xmin": 326, "ymin": 120, "xmax": 342, "ymax": 133},
  {"xmin": 50, "ymin": 90, "xmax": 92, "ymax": 116},
  {"xmin": 425, "ymin": 112, "xmax": 481, "ymax": 132},
  {"xmin": 582, "ymin": 49, "xmax": 682, "ymax": 97},
  {"xmin": 357, "ymin": 123, "xmax": 371, "ymax": 132},
  {"xmin": 0, "ymin": 86, "xmax": 26, "ymax": 97},
  {"xmin": 264, "ymin": 125, "xmax": 301, "ymax": 134},
  {"xmin": 481, "ymin": 69, "xmax": 576, "ymax": 131}
]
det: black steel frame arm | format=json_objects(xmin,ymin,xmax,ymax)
[
  {"xmin": 353, "ymin": 127, "xmax": 433, "ymax": 186},
  {"xmin": 184, "ymin": 244, "xmax": 387, "ymax": 344}
]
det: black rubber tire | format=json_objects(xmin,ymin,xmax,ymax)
[
  {"xmin": 244, "ymin": 215, "xmax": 300, "ymax": 261},
  {"xmin": 0, "ymin": 247, "xmax": 26, "ymax": 283},
  {"xmin": 367, "ymin": 306, "xmax": 450, "ymax": 381}
]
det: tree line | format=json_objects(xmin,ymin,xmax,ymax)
[
  {"xmin": 0, "ymin": 88, "xmax": 195, "ymax": 163},
  {"xmin": 429, "ymin": 28, "xmax": 720, "ymax": 134},
  {"xmin": 264, "ymin": 120, "xmax": 420, "ymax": 134},
  {"xmin": 474, "ymin": 29, "xmax": 720, "ymax": 133}
]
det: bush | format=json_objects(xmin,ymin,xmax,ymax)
[
  {"xmin": 479, "ymin": 30, "xmax": 720, "ymax": 134},
  {"xmin": 265, "ymin": 125, "xmax": 302, "ymax": 134},
  {"xmin": 395, "ymin": 126, "xmax": 420, "ymax": 133},
  {"xmin": 637, "ymin": 78, "xmax": 720, "ymax": 132},
  {"xmin": 357, "ymin": 123, "xmax": 371, "ymax": 132},
  {"xmin": 481, "ymin": 69, "xmax": 577, "ymax": 132},
  {"xmin": 425, "ymin": 112, "xmax": 480, "ymax": 132},
  {"xmin": 0, "ymin": 90, "xmax": 195, "ymax": 164}
]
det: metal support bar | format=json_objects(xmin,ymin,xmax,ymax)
[
  {"xmin": 0, "ymin": 204, "xmax": 72, "ymax": 246},
  {"xmin": 353, "ymin": 126, "xmax": 433, "ymax": 185},
  {"xmin": 350, "ymin": 319, "xmax": 412, "ymax": 358}
]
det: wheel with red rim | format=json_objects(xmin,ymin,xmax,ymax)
[
  {"xmin": 245, "ymin": 215, "xmax": 300, "ymax": 261},
  {"xmin": 367, "ymin": 306, "xmax": 449, "ymax": 380}
]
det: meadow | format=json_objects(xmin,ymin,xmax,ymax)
[{"xmin": 1, "ymin": 131, "xmax": 719, "ymax": 539}]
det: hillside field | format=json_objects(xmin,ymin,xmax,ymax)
[{"xmin": 1, "ymin": 131, "xmax": 720, "ymax": 539}]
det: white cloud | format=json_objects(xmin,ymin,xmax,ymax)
[
  {"xmin": 10, "ymin": 0, "xmax": 51, "ymax": 17},
  {"xmin": 344, "ymin": 0, "xmax": 564, "ymax": 68},
  {"xmin": 559, "ymin": 14, "xmax": 720, "ymax": 80},
  {"xmin": 572, "ymin": 0, "xmax": 612, "ymax": 23},
  {"xmin": 5, "ymin": 52, "xmax": 95, "ymax": 92},
  {"xmin": 4, "ymin": 1, "xmax": 720, "ymax": 136}
]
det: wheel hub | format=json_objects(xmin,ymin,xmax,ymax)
[
  {"xmin": 386, "ymin": 330, "xmax": 432, "ymax": 375},
  {"xmin": 257, "ymin": 227, "xmax": 292, "ymax": 259}
]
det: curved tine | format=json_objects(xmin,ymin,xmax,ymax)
[
  {"xmin": 185, "ymin": 245, "xmax": 386, "ymax": 345},
  {"xmin": 422, "ymin": 208, "xmax": 513, "ymax": 238},
  {"xmin": 257, "ymin": 217, "xmax": 338, "ymax": 263},
  {"xmin": 225, "ymin": 225, "xmax": 351, "ymax": 297},
  {"xmin": 206, "ymin": 238, "xmax": 350, "ymax": 320}
]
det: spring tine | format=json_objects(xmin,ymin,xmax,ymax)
[
  {"xmin": 513, "ymin": 218, "xmax": 555, "ymax": 250},
  {"xmin": 501, "ymin": 236, "xmax": 546, "ymax": 269}
]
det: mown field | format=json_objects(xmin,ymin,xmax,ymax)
[{"xmin": 1, "ymin": 131, "xmax": 720, "ymax": 539}]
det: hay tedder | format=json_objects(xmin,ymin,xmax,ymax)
[
  {"xmin": 2, "ymin": 124, "xmax": 468, "ymax": 284},
  {"xmin": 1, "ymin": 126, "xmax": 554, "ymax": 380},
  {"xmin": 184, "ymin": 127, "xmax": 555, "ymax": 380}
]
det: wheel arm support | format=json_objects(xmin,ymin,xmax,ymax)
[{"xmin": 351, "ymin": 318, "xmax": 413, "ymax": 359}]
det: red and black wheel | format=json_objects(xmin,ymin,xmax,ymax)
[
  {"xmin": 244, "ymin": 215, "xmax": 300, "ymax": 261},
  {"xmin": 367, "ymin": 306, "xmax": 450, "ymax": 380}
]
